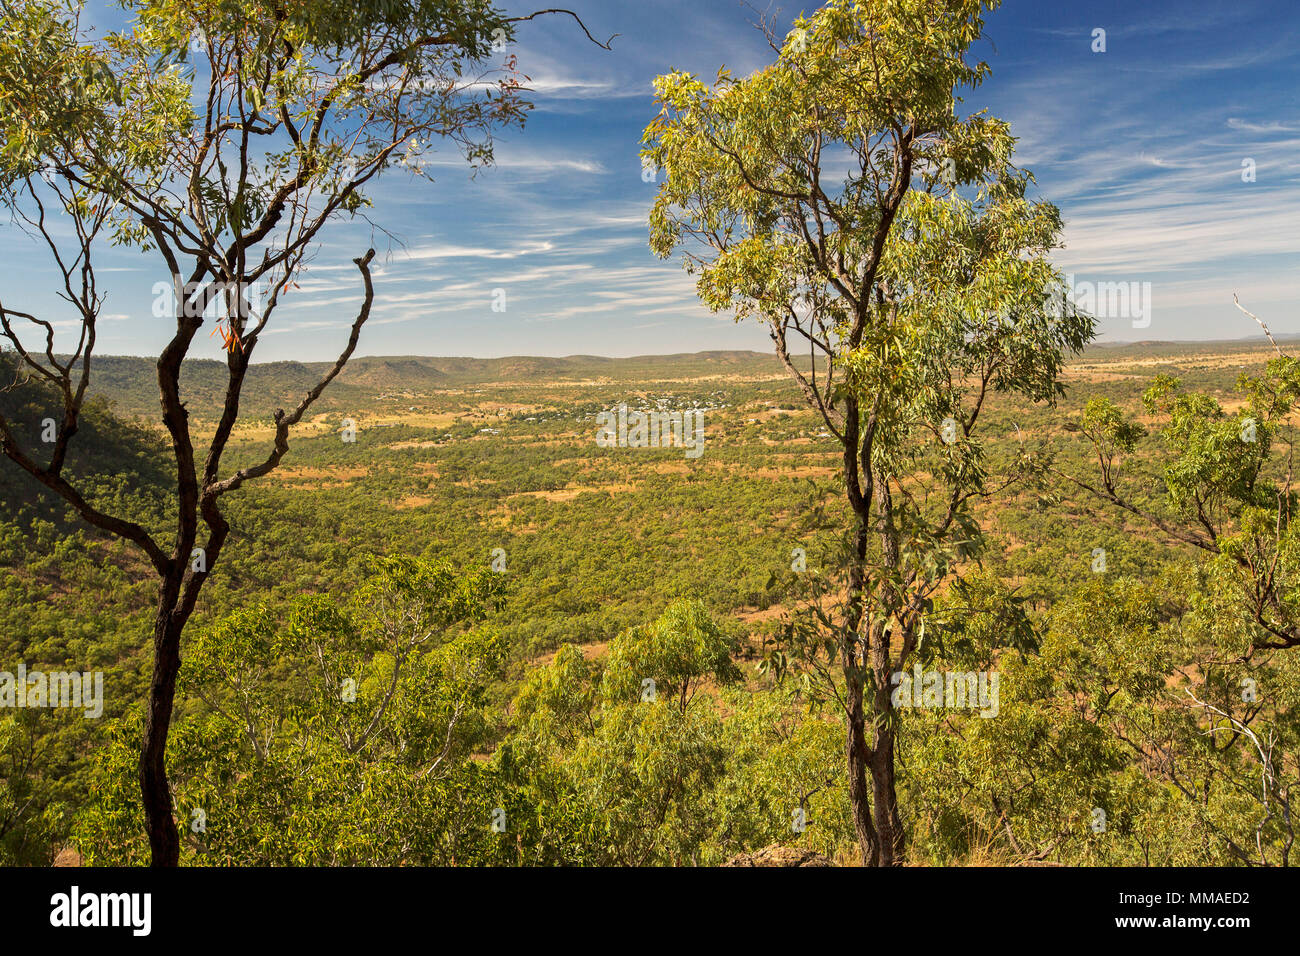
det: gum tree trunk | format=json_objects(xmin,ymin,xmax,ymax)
[{"xmin": 140, "ymin": 572, "xmax": 187, "ymax": 867}]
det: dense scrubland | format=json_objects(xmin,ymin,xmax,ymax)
[{"xmin": 3, "ymin": 340, "xmax": 1296, "ymax": 866}]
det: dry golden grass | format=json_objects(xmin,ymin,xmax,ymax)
[
  {"xmin": 508, "ymin": 483, "xmax": 638, "ymax": 503},
  {"xmin": 393, "ymin": 495, "xmax": 433, "ymax": 510}
]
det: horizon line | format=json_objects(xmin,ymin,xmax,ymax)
[{"xmin": 63, "ymin": 334, "xmax": 1290, "ymax": 365}]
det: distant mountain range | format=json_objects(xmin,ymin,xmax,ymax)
[
  {"xmin": 42, "ymin": 336, "xmax": 1285, "ymax": 421},
  {"xmin": 61, "ymin": 351, "xmax": 781, "ymax": 419}
]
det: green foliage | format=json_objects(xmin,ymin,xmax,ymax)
[
  {"xmin": 642, "ymin": 0, "xmax": 1095, "ymax": 865},
  {"xmin": 601, "ymin": 599, "xmax": 741, "ymax": 708},
  {"xmin": 505, "ymin": 600, "xmax": 850, "ymax": 864},
  {"xmin": 75, "ymin": 555, "xmax": 508, "ymax": 864},
  {"xmin": 7, "ymin": 323, "xmax": 1296, "ymax": 867},
  {"xmin": 0, "ymin": 0, "xmax": 523, "ymax": 228}
]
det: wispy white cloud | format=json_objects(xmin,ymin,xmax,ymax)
[{"xmin": 1227, "ymin": 117, "xmax": 1300, "ymax": 135}]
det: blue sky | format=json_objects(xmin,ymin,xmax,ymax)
[{"xmin": 5, "ymin": 0, "xmax": 1298, "ymax": 361}]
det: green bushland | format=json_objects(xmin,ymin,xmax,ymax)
[{"xmin": 3, "ymin": 343, "xmax": 1295, "ymax": 865}]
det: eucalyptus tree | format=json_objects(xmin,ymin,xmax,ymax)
[
  {"xmin": 642, "ymin": 0, "xmax": 1091, "ymax": 864},
  {"xmin": 76, "ymin": 555, "xmax": 508, "ymax": 865},
  {"xmin": 1063, "ymin": 308, "xmax": 1300, "ymax": 654},
  {"xmin": 1056, "ymin": 306, "xmax": 1300, "ymax": 865},
  {"xmin": 0, "ymin": 0, "xmax": 609, "ymax": 865},
  {"xmin": 508, "ymin": 600, "xmax": 741, "ymax": 866}
]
